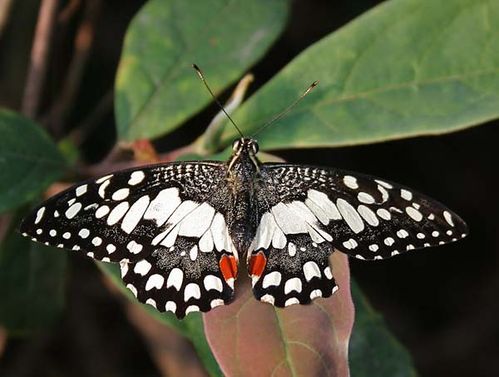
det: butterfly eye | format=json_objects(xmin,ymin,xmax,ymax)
[
  {"xmin": 251, "ymin": 142, "xmax": 259, "ymax": 154},
  {"xmin": 232, "ymin": 139, "xmax": 241, "ymax": 152}
]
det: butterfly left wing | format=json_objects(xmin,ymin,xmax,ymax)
[
  {"xmin": 248, "ymin": 163, "xmax": 468, "ymax": 307},
  {"xmin": 20, "ymin": 162, "xmax": 238, "ymax": 318}
]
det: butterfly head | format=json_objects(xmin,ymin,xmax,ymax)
[
  {"xmin": 232, "ymin": 138, "xmax": 259, "ymax": 156},
  {"xmin": 228, "ymin": 138, "xmax": 260, "ymax": 172}
]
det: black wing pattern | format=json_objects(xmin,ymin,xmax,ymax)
[
  {"xmin": 20, "ymin": 162, "xmax": 237, "ymax": 318},
  {"xmin": 248, "ymin": 163, "xmax": 468, "ymax": 307}
]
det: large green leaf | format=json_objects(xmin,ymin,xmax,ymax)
[
  {"xmin": 0, "ymin": 218, "xmax": 67, "ymax": 334},
  {"xmin": 223, "ymin": 0, "xmax": 499, "ymax": 149},
  {"xmin": 98, "ymin": 263, "xmax": 222, "ymax": 377},
  {"xmin": 115, "ymin": 0, "xmax": 289, "ymax": 141},
  {"xmin": 0, "ymin": 110, "xmax": 66, "ymax": 213},
  {"xmin": 349, "ymin": 281, "xmax": 417, "ymax": 377}
]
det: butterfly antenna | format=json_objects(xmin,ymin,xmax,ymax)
[
  {"xmin": 252, "ymin": 80, "xmax": 318, "ymax": 137},
  {"xmin": 192, "ymin": 64, "xmax": 244, "ymax": 138}
]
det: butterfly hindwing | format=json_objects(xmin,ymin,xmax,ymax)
[
  {"xmin": 20, "ymin": 162, "xmax": 238, "ymax": 317},
  {"xmin": 249, "ymin": 233, "xmax": 337, "ymax": 307}
]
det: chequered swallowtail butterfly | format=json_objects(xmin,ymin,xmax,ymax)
[{"xmin": 20, "ymin": 137, "xmax": 468, "ymax": 318}]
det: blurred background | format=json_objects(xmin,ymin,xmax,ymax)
[{"xmin": 0, "ymin": 0, "xmax": 498, "ymax": 376}]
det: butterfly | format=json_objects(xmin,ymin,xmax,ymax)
[
  {"xmin": 19, "ymin": 135, "xmax": 468, "ymax": 318},
  {"xmin": 20, "ymin": 66, "xmax": 468, "ymax": 318}
]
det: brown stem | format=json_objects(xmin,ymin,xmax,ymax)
[
  {"xmin": 47, "ymin": 0, "xmax": 101, "ymax": 137},
  {"xmin": 22, "ymin": 0, "xmax": 60, "ymax": 119}
]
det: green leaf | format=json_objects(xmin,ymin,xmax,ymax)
[
  {"xmin": 0, "ymin": 217, "xmax": 67, "ymax": 334},
  {"xmin": 98, "ymin": 263, "xmax": 222, "ymax": 377},
  {"xmin": 349, "ymin": 281, "xmax": 418, "ymax": 377},
  {"xmin": 115, "ymin": 0, "xmax": 289, "ymax": 141},
  {"xmin": 226, "ymin": 0, "xmax": 499, "ymax": 149},
  {"xmin": 0, "ymin": 110, "xmax": 66, "ymax": 213}
]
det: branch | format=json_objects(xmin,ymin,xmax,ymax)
[
  {"xmin": 47, "ymin": 0, "xmax": 101, "ymax": 136},
  {"xmin": 22, "ymin": 0, "xmax": 59, "ymax": 119}
]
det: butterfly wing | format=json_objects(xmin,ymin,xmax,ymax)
[
  {"xmin": 21, "ymin": 162, "xmax": 238, "ymax": 318},
  {"xmin": 249, "ymin": 163, "xmax": 468, "ymax": 307}
]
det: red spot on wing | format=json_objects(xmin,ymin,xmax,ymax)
[
  {"xmin": 220, "ymin": 255, "xmax": 238, "ymax": 282},
  {"xmin": 248, "ymin": 251, "xmax": 267, "ymax": 278}
]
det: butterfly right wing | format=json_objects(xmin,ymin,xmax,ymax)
[
  {"xmin": 20, "ymin": 162, "xmax": 238, "ymax": 318},
  {"xmin": 248, "ymin": 163, "xmax": 468, "ymax": 308}
]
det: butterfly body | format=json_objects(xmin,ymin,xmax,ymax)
[{"xmin": 20, "ymin": 137, "xmax": 468, "ymax": 318}]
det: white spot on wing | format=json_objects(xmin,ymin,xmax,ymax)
[
  {"xmin": 145, "ymin": 274, "xmax": 164, "ymax": 290},
  {"xmin": 211, "ymin": 212, "xmax": 231, "ymax": 252},
  {"xmin": 189, "ymin": 245, "xmax": 198, "ymax": 261},
  {"xmin": 343, "ymin": 175, "xmax": 359, "ymax": 189},
  {"xmin": 78, "ymin": 228, "xmax": 90, "ymax": 238},
  {"xmin": 260, "ymin": 294, "xmax": 275, "ymax": 305},
  {"xmin": 262, "ymin": 271, "xmax": 282, "ymax": 288},
  {"xmin": 204, "ymin": 275, "xmax": 223, "ymax": 292},
  {"xmin": 98, "ymin": 180, "xmax": 110, "ymax": 199},
  {"xmin": 384, "ymin": 237, "xmax": 395, "ymax": 246},
  {"xmin": 107, "ymin": 202, "xmax": 130, "ymax": 225},
  {"xmin": 308, "ymin": 189, "xmax": 341, "ymax": 220},
  {"xmin": 406, "ymin": 207, "xmax": 423, "ymax": 222},
  {"xmin": 165, "ymin": 301, "xmax": 177, "ymax": 313},
  {"xmin": 285, "ymin": 297, "xmax": 300, "ymax": 307},
  {"xmin": 185, "ymin": 305, "xmax": 200, "ymax": 315},
  {"xmin": 92, "ymin": 237, "xmax": 102, "ymax": 246},
  {"xmin": 400, "ymin": 189, "xmax": 413, "ymax": 201},
  {"xmin": 199, "ymin": 230, "xmax": 214, "ymax": 252},
  {"xmin": 96, "ymin": 174, "xmax": 112, "ymax": 184},
  {"xmin": 210, "ymin": 299, "xmax": 224, "ymax": 308},
  {"xmin": 65, "ymin": 202, "xmax": 82, "ymax": 219},
  {"xmin": 128, "ymin": 171, "xmax": 145, "ymax": 185},
  {"xmin": 375, "ymin": 179, "xmax": 393, "ymax": 189},
  {"xmin": 310, "ymin": 289, "xmax": 322, "ymax": 299},
  {"xmin": 76, "ymin": 184, "xmax": 87, "ymax": 196},
  {"xmin": 35, "ymin": 207, "xmax": 45, "ymax": 224},
  {"xmin": 126, "ymin": 284, "xmax": 137, "ymax": 297},
  {"xmin": 134, "ymin": 260, "xmax": 152, "ymax": 276},
  {"xmin": 357, "ymin": 205, "xmax": 379, "ymax": 226},
  {"xmin": 303, "ymin": 261, "xmax": 321, "ymax": 282},
  {"xmin": 178, "ymin": 202, "xmax": 215, "ymax": 238},
  {"xmin": 127, "ymin": 240, "xmax": 143, "ymax": 254},
  {"xmin": 271, "ymin": 226, "xmax": 287, "ymax": 249},
  {"xmin": 357, "ymin": 192, "xmax": 375, "ymax": 204},
  {"xmin": 143, "ymin": 188, "xmax": 181, "ymax": 226},
  {"xmin": 112, "ymin": 188, "xmax": 130, "ymax": 201},
  {"xmin": 95, "ymin": 205, "xmax": 110, "ymax": 218},
  {"xmin": 184, "ymin": 283, "xmax": 201, "ymax": 301},
  {"xmin": 284, "ymin": 278, "xmax": 302, "ymax": 294},
  {"xmin": 396, "ymin": 229, "xmax": 409, "ymax": 238},
  {"xmin": 254, "ymin": 212, "xmax": 276, "ymax": 250},
  {"xmin": 166, "ymin": 268, "xmax": 183, "ymax": 290},
  {"xmin": 336, "ymin": 198, "xmax": 364, "ymax": 233},
  {"xmin": 121, "ymin": 195, "xmax": 150, "ymax": 234},
  {"xmin": 443, "ymin": 211, "xmax": 454, "ymax": 227},
  {"xmin": 343, "ymin": 238, "xmax": 358, "ymax": 250},
  {"xmin": 376, "ymin": 208, "xmax": 391, "ymax": 220}
]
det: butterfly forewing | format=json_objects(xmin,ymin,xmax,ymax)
[{"xmin": 20, "ymin": 162, "xmax": 238, "ymax": 318}]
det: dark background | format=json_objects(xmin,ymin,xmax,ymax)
[{"xmin": 1, "ymin": 0, "xmax": 498, "ymax": 376}]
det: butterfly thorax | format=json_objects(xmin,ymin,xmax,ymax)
[{"xmin": 225, "ymin": 138, "xmax": 261, "ymax": 255}]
